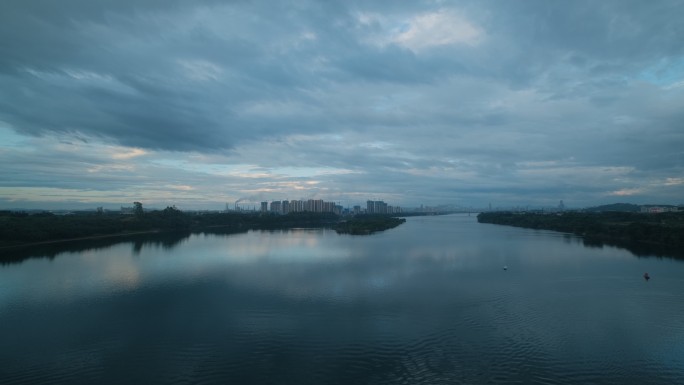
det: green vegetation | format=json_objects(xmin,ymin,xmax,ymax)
[
  {"xmin": 0, "ymin": 208, "xmax": 405, "ymax": 249},
  {"xmin": 0, "ymin": 207, "xmax": 191, "ymax": 247},
  {"xmin": 477, "ymin": 211, "xmax": 684, "ymax": 254},
  {"xmin": 334, "ymin": 215, "xmax": 406, "ymax": 235}
]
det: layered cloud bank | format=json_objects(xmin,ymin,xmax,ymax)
[{"xmin": 1, "ymin": 0, "xmax": 683, "ymax": 209}]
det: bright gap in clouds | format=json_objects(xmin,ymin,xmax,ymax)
[
  {"xmin": 393, "ymin": 10, "xmax": 484, "ymax": 51},
  {"xmin": 358, "ymin": 8, "xmax": 483, "ymax": 52}
]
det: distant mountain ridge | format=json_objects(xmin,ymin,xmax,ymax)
[{"xmin": 584, "ymin": 203, "xmax": 641, "ymax": 212}]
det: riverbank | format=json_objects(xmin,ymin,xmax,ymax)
[
  {"xmin": 477, "ymin": 211, "xmax": 684, "ymax": 255},
  {"xmin": 0, "ymin": 210, "xmax": 407, "ymax": 250}
]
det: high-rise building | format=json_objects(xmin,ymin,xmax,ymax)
[
  {"xmin": 260, "ymin": 198, "xmax": 398, "ymax": 215},
  {"xmin": 366, "ymin": 200, "xmax": 387, "ymax": 214}
]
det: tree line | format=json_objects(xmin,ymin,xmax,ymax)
[
  {"xmin": 477, "ymin": 211, "xmax": 684, "ymax": 252},
  {"xmin": 0, "ymin": 207, "xmax": 406, "ymax": 247}
]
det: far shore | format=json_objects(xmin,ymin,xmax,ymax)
[{"xmin": 0, "ymin": 213, "xmax": 410, "ymax": 252}]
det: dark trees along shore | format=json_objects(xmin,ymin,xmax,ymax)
[
  {"xmin": 477, "ymin": 211, "xmax": 684, "ymax": 254},
  {"xmin": 0, "ymin": 209, "xmax": 405, "ymax": 248}
]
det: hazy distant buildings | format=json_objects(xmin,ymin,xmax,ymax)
[
  {"xmin": 260, "ymin": 199, "xmax": 398, "ymax": 215},
  {"xmin": 365, "ymin": 200, "xmax": 400, "ymax": 214},
  {"xmin": 640, "ymin": 205, "xmax": 679, "ymax": 213}
]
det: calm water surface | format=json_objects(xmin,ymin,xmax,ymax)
[{"xmin": 1, "ymin": 214, "xmax": 684, "ymax": 384}]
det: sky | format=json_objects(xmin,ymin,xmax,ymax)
[{"xmin": 1, "ymin": 0, "xmax": 683, "ymax": 210}]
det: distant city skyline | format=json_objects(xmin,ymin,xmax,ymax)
[
  {"xmin": 1, "ymin": 1, "xmax": 683, "ymax": 210},
  {"xmin": 8, "ymin": 197, "xmax": 682, "ymax": 214}
]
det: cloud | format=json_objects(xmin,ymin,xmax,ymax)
[
  {"xmin": 357, "ymin": 8, "xmax": 483, "ymax": 53},
  {"xmin": 664, "ymin": 178, "xmax": 684, "ymax": 186},
  {"xmin": 393, "ymin": 10, "xmax": 483, "ymax": 52},
  {"xmin": 111, "ymin": 148, "xmax": 147, "ymax": 160},
  {"xmin": 1, "ymin": 0, "xmax": 683, "ymax": 208}
]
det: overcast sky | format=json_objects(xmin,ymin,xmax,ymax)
[{"xmin": 1, "ymin": 0, "xmax": 683, "ymax": 210}]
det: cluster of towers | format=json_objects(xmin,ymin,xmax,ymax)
[
  {"xmin": 364, "ymin": 200, "xmax": 401, "ymax": 214},
  {"xmin": 252, "ymin": 199, "xmax": 402, "ymax": 215},
  {"xmin": 261, "ymin": 199, "xmax": 343, "ymax": 215}
]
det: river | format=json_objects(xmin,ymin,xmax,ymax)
[{"xmin": 1, "ymin": 214, "xmax": 683, "ymax": 384}]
